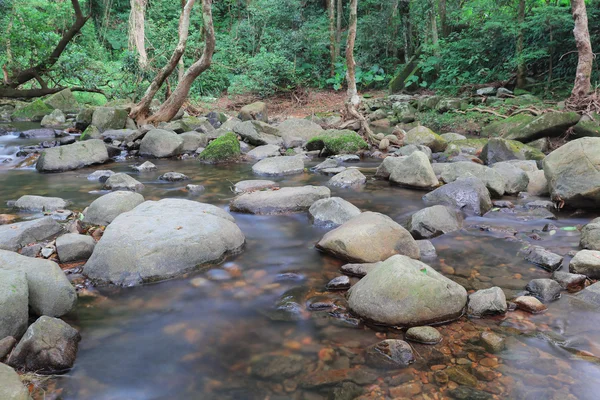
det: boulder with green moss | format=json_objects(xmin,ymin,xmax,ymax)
[
  {"xmin": 75, "ymin": 108, "xmax": 95, "ymax": 131},
  {"xmin": 480, "ymin": 138, "xmax": 545, "ymax": 165},
  {"xmin": 404, "ymin": 126, "xmax": 448, "ymax": 152},
  {"xmin": 44, "ymin": 88, "xmax": 80, "ymax": 113},
  {"xmin": 41, "ymin": 109, "xmax": 66, "ymax": 127},
  {"xmin": 573, "ymin": 114, "xmax": 600, "ymax": 139},
  {"xmin": 11, "ymin": 99, "xmax": 54, "ymax": 122},
  {"xmin": 199, "ymin": 132, "xmax": 241, "ymax": 163},
  {"xmin": 91, "ymin": 107, "xmax": 128, "ymax": 132},
  {"xmin": 436, "ymin": 98, "xmax": 467, "ymax": 113},
  {"xmin": 392, "ymin": 102, "xmax": 416, "ymax": 123},
  {"xmin": 80, "ymin": 125, "xmax": 101, "ymax": 141},
  {"xmin": 504, "ymin": 94, "xmax": 542, "ymax": 106},
  {"xmin": 503, "ymin": 112, "xmax": 581, "ymax": 143},
  {"xmin": 306, "ymin": 130, "xmax": 368, "ymax": 155},
  {"xmin": 481, "ymin": 114, "xmax": 534, "ymax": 138}
]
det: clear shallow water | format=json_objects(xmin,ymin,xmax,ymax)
[{"xmin": 0, "ymin": 134, "xmax": 600, "ymax": 399}]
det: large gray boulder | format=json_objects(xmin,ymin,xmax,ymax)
[
  {"xmin": 543, "ymin": 137, "xmax": 600, "ymax": 208},
  {"xmin": 13, "ymin": 195, "xmax": 68, "ymax": 211},
  {"xmin": 492, "ymin": 161, "xmax": 530, "ymax": 195},
  {"xmin": 83, "ymin": 199, "xmax": 245, "ymax": 285},
  {"xmin": 316, "ymin": 212, "xmax": 420, "ymax": 263},
  {"xmin": 83, "ymin": 191, "xmax": 145, "ymax": 226},
  {"xmin": 423, "ymin": 177, "xmax": 492, "ymax": 216},
  {"xmin": 247, "ymin": 144, "xmax": 281, "ymax": 160},
  {"xmin": 239, "ymin": 101, "xmax": 268, "ymax": 122},
  {"xmin": 0, "ymin": 217, "xmax": 63, "ymax": 252},
  {"xmin": 395, "ymin": 144, "xmax": 432, "ymax": 160},
  {"xmin": 41, "ymin": 109, "xmax": 66, "ymax": 127},
  {"xmin": 308, "ymin": 197, "xmax": 361, "ymax": 227},
  {"xmin": 231, "ymin": 186, "xmax": 330, "ymax": 215},
  {"xmin": 388, "ymin": 151, "xmax": 439, "ymax": 189},
  {"xmin": 234, "ymin": 121, "xmax": 283, "ymax": 146},
  {"xmin": 91, "ymin": 107, "xmax": 128, "ymax": 132},
  {"xmin": 276, "ymin": 118, "xmax": 324, "ymax": 146},
  {"xmin": 581, "ymin": 218, "xmax": 600, "ymax": 250},
  {"xmin": 503, "ymin": 112, "xmax": 580, "ymax": 142},
  {"xmin": 439, "ymin": 162, "xmax": 505, "ymax": 197},
  {"xmin": 103, "ymin": 173, "xmax": 144, "ymax": 192},
  {"xmin": 139, "ymin": 129, "xmax": 184, "ymax": 158},
  {"xmin": 252, "ymin": 156, "xmax": 304, "ymax": 176},
  {"xmin": 328, "ymin": 169, "xmax": 367, "ymax": 188},
  {"xmin": 527, "ymin": 170, "xmax": 549, "ymax": 196},
  {"xmin": 180, "ymin": 131, "xmax": 208, "ymax": 153},
  {"xmin": 8, "ymin": 316, "xmax": 80, "ymax": 373},
  {"xmin": 0, "ymin": 250, "xmax": 77, "ymax": 317},
  {"xmin": 36, "ymin": 139, "xmax": 109, "ymax": 172},
  {"xmin": 570, "ymin": 250, "xmax": 600, "ymax": 279},
  {"xmin": 409, "ymin": 205, "xmax": 463, "ymax": 239},
  {"xmin": 347, "ymin": 255, "xmax": 467, "ymax": 327},
  {"xmin": 56, "ymin": 233, "xmax": 96, "ymax": 262},
  {"xmin": 0, "ymin": 363, "xmax": 31, "ymax": 400},
  {"xmin": 44, "ymin": 88, "xmax": 80, "ymax": 114},
  {"xmin": 101, "ymin": 129, "xmax": 136, "ymax": 141},
  {"xmin": 0, "ymin": 270, "xmax": 28, "ymax": 339}
]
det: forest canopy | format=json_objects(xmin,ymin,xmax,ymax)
[{"xmin": 0, "ymin": 0, "xmax": 596, "ymax": 103}]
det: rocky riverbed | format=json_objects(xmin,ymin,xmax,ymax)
[{"xmin": 1, "ymin": 95, "xmax": 600, "ymax": 400}]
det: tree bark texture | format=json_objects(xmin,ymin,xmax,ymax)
[
  {"xmin": 129, "ymin": 0, "xmax": 148, "ymax": 68},
  {"xmin": 328, "ymin": 0, "xmax": 336, "ymax": 77},
  {"xmin": 516, "ymin": 0, "xmax": 526, "ymax": 89},
  {"xmin": 571, "ymin": 0, "xmax": 593, "ymax": 97}
]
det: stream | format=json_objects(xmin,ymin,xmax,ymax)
[{"xmin": 1, "ymin": 129, "xmax": 600, "ymax": 399}]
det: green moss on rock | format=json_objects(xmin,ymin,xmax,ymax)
[
  {"xmin": 199, "ymin": 132, "xmax": 241, "ymax": 162},
  {"xmin": 481, "ymin": 114, "xmax": 534, "ymax": 138},
  {"xmin": 306, "ymin": 130, "xmax": 368, "ymax": 154},
  {"xmin": 11, "ymin": 99, "xmax": 54, "ymax": 122}
]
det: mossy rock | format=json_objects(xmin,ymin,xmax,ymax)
[
  {"xmin": 306, "ymin": 130, "xmax": 368, "ymax": 155},
  {"xmin": 480, "ymin": 138, "xmax": 545, "ymax": 165},
  {"xmin": 504, "ymin": 94, "xmax": 542, "ymax": 106},
  {"xmin": 44, "ymin": 88, "xmax": 80, "ymax": 113},
  {"xmin": 404, "ymin": 126, "xmax": 448, "ymax": 152},
  {"xmin": 444, "ymin": 138, "xmax": 489, "ymax": 157},
  {"xmin": 198, "ymin": 132, "xmax": 241, "ymax": 163},
  {"xmin": 80, "ymin": 125, "xmax": 101, "ymax": 141},
  {"xmin": 481, "ymin": 114, "xmax": 534, "ymax": 138},
  {"xmin": 11, "ymin": 99, "xmax": 55, "ymax": 122},
  {"xmin": 573, "ymin": 115, "xmax": 600, "ymax": 139},
  {"xmin": 503, "ymin": 111, "xmax": 581, "ymax": 142}
]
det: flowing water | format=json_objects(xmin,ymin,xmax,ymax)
[{"xmin": 1, "ymin": 130, "xmax": 600, "ymax": 399}]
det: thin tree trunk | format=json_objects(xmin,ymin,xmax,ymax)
[
  {"xmin": 430, "ymin": 1, "xmax": 440, "ymax": 56},
  {"xmin": 4, "ymin": 0, "xmax": 89, "ymax": 89},
  {"xmin": 129, "ymin": 0, "xmax": 148, "ymax": 68},
  {"xmin": 345, "ymin": 0, "xmax": 359, "ymax": 107},
  {"xmin": 335, "ymin": 0, "xmax": 342, "ymax": 58},
  {"xmin": 391, "ymin": 0, "xmax": 399, "ymax": 62},
  {"xmin": 516, "ymin": 0, "xmax": 526, "ymax": 89},
  {"xmin": 571, "ymin": 0, "xmax": 593, "ymax": 97},
  {"xmin": 149, "ymin": 0, "xmax": 215, "ymax": 123},
  {"xmin": 400, "ymin": 0, "xmax": 411, "ymax": 63},
  {"xmin": 129, "ymin": 0, "xmax": 196, "ymax": 122},
  {"xmin": 439, "ymin": 0, "xmax": 448, "ymax": 37},
  {"xmin": 328, "ymin": 0, "xmax": 336, "ymax": 77}
]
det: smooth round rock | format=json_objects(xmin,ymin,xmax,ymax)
[
  {"xmin": 405, "ymin": 326, "xmax": 442, "ymax": 344},
  {"xmin": 365, "ymin": 339, "xmax": 415, "ymax": 369}
]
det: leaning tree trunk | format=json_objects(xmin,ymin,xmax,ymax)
[
  {"xmin": 328, "ymin": 0, "xmax": 336, "ymax": 77},
  {"xmin": 1, "ymin": 0, "xmax": 89, "ymax": 92},
  {"xmin": 129, "ymin": 0, "xmax": 148, "ymax": 68},
  {"xmin": 129, "ymin": 0, "xmax": 196, "ymax": 123},
  {"xmin": 571, "ymin": 0, "xmax": 593, "ymax": 97},
  {"xmin": 147, "ymin": 0, "xmax": 215, "ymax": 123},
  {"xmin": 344, "ymin": 0, "xmax": 376, "ymax": 144},
  {"xmin": 516, "ymin": 0, "xmax": 526, "ymax": 89}
]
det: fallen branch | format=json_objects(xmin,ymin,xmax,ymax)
[{"xmin": 0, "ymin": 86, "xmax": 106, "ymax": 99}]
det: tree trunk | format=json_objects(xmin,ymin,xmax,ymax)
[
  {"xmin": 148, "ymin": 0, "xmax": 215, "ymax": 123},
  {"xmin": 430, "ymin": 0, "xmax": 440, "ymax": 56},
  {"xmin": 129, "ymin": 0, "xmax": 148, "ymax": 68},
  {"xmin": 439, "ymin": 0, "xmax": 448, "ymax": 38},
  {"xmin": 130, "ymin": 0, "xmax": 196, "ymax": 122},
  {"xmin": 345, "ymin": 0, "xmax": 359, "ymax": 107},
  {"xmin": 3, "ymin": 0, "xmax": 89, "ymax": 89},
  {"xmin": 391, "ymin": 0, "xmax": 400, "ymax": 62},
  {"xmin": 335, "ymin": 0, "xmax": 342, "ymax": 58},
  {"xmin": 571, "ymin": 0, "xmax": 593, "ymax": 97},
  {"xmin": 516, "ymin": 0, "xmax": 526, "ymax": 89},
  {"xmin": 400, "ymin": 0, "xmax": 411, "ymax": 63},
  {"xmin": 328, "ymin": 0, "xmax": 336, "ymax": 77}
]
